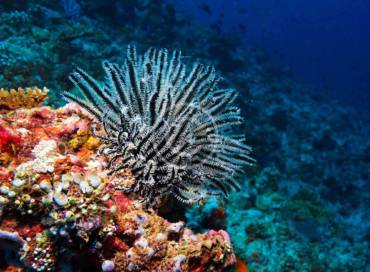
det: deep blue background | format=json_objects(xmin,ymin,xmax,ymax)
[{"xmin": 174, "ymin": 0, "xmax": 370, "ymax": 112}]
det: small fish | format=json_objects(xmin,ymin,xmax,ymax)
[{"xmin": 199, "ymin": 3, "xmax": 212, "ymax": 15}]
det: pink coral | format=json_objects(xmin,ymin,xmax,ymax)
[{"xmin": 0, "ymin": 125, "xmax": 22, "ymax": 154}]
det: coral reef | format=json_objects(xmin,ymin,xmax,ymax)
[
  {"xmin": 1, "ymin": 1, "xmax": 370, "ymax": 271},
  {"xmin": 64, "ymin": 46, "xmax": 254, "ymax": 207},
  {"xmin": 0, "ymin": 0, "xmax": 239, "ymax": 108},
  {"xmin": 0, "ymin": 87, "xmax": 48, "ymax": 113},
  {"xmin": 0, "ymin": 104, "xmax": 235, "ymax": 271},
  {"xmin": 188, "ymin": 50, "xmax": 370, "ymax": 270}
]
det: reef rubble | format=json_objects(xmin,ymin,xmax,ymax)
[{"xmin": 0, "ymin": 103, "xmax": 236, "ymax": 271}]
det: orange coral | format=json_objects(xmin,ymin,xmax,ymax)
[
  {"xmin": 0, "ymin": 87, "xmax": 49, "ymax": 113},
  {"xmin": 236, "ymin": 257, "xmax": 248, "ymax": 272},
  {"xmin": 3, "ymin": 265, "xmax": 22, "ymax": 272}
]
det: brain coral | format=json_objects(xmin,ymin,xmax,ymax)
[{"xmin": 64, "ymin": 45, "xmax": 254, "ymax": 206}]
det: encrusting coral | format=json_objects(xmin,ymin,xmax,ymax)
[
  {"xmin": 64, "ymin": 45, "xmax": 254, "ymax": 207},
  {"xmin": 0, "ymin": 103, "xmax": 236, "ymax": 271},
  {"xmin": 0, "ymin": 87, "xmax": 48, "ymax": 113}
]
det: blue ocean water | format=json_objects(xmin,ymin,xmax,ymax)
[
  {"xmin": 174, "ymin": 0, "xmax": 370, "ymax": 113},
  {"xmin": 0, "ymin": 0, "xmax": 369, "ymax": 271}
]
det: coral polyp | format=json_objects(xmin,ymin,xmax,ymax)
[{"xmin": 64, "ymin": 46, "xmax": 254, "ymax": 206}]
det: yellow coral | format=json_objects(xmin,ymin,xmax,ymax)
[
  {"xmin": 67, "ymin": 135, "xmax": 87, "ymax": 150},
  {"xmin": 0, "ymin": 87, "xmax": 49, "ymax": 113},
  {"xmin": 85, "ymin": 136, "xmax": 100, "ymax": 150}
]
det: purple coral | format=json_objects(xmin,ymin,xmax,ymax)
[{"xmin": 101, "ymin": 260, "xmax": 115, "ymax": 271}]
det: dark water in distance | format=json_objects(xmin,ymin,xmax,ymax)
[{"xmin": 174, "ymin": 0, "xmax": 370, "ymax": 113}]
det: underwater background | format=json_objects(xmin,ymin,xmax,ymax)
[
  {"xmin": 177, "ymin": 0, "xmax": 370, "ymax": 112},
  {"xmin": 0, "ymin": 0, "xmax": 369, "ymax": 271}
]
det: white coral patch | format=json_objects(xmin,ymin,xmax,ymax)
[
  {"xmin": 32, "ymin": 140, "xmax": 58, "ymax": 157},
  {"xmin": 14, "ymin": 140, "xmax": 62, "ymax": 174},
  {"xmin": 62, "ymin": 115, "xmax": 80, "ymax": 127},
  {"xmin": 79, "ymin": 180, "xmax": 93, "ymax": 194},
  {"xmin": 53, "ymin": 192, "xmax": 68, "ymax": 206},
  {"xmin": 173, "ymin": 255, "xmax": 186, "ymax": 272},
  {"xmin": 89, "ymin": 175, "xmax": 101, "ymax": 188},
  {"xmin": 16, "ymin": 127, "xmax": 29, "ymax": 136},
  {"xmin": 16, "ymin": 155, "xmax": 61, "ymax": 174},
  {"xmin": 86, "ymin": 159, "xmax": 103, "ymax": 170},
  {"xmin": 134, "ymin": 237, "xmax": 148, "ymax": 248}
]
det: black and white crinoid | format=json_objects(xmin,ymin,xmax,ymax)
[{"xmin": 64, "ymin": 45, "xmax": 254, "ymax": 207}]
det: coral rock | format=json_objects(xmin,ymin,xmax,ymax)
[{"xmin": 0, "ymin": 104, "xmax": 236, "ymax": 271}]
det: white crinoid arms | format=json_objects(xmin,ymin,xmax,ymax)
[{"xmin": 63, "ymin": 45, "xmax": 254, "ymax": 207}]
